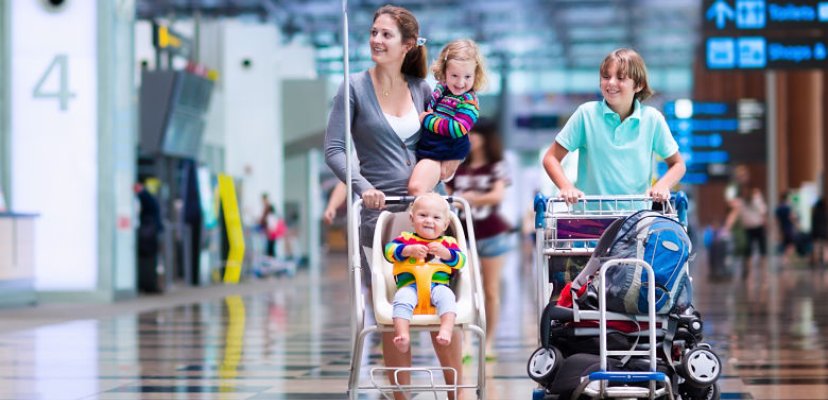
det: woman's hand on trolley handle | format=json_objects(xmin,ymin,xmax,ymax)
[{"xmin": 362, "ymin": 189, "xmax": 386, "ymax": 209}]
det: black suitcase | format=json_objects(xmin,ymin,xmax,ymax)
[{"xmin": 708, "ymin": 234, "xmax": 732, "ymax": 281}]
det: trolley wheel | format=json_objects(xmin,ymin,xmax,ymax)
[
  {"xmin": 679, "ymin": 347, "xmax": 721, "ymax": 388},
  {"xmin": 679, "ymin": 382, "xmax": 720, "ymax": 400},
  {"xmin": 527, "ymin": 346, "xmax": 563, "ymax": 386}
]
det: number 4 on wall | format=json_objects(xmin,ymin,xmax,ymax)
[{"xmin": 32, "ymin": 54, "xmax": 76, "ymax": 111}]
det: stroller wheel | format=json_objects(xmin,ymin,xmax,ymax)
[
  {"xmin": 679, "ymin": 382, "xmax": 719, "ymax": 400},
  {"xmin": 679, "ymin": 347, "xmax": 721, "ymax": 388},
  {"xmin": 527, "ymin": 346, "xmax": 563, "ymax": 386}
]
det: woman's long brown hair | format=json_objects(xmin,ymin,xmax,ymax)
[{"xmin": 373, "ymin": 5, "xmax": 427, "ymax": 78}]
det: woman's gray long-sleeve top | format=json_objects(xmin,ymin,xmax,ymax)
[{"xmin": 324, "ymin": 71, "xmax": 432, "ymax": 243}]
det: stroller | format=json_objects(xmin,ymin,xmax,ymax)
[
  {"xmin": 347, "ymin": 196, "xmax": 488, "ymax": 399},
  {"xmin": 526, "ymin": 194, "xmax": 722, "ymax": 400}
]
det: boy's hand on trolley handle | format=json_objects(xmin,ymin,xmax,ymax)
[
  {"xmin": 557, "ymin": 184, "xmax": 673, "ymax": 204},
  {"xmin": 646, "ymin": 183, "xmax": 672, "ymax": 202},
  {"xmin": 558, "ymin": 185, "xmax": 585, "ymax": 205}
]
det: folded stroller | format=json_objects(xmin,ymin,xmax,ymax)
[{"xmin": 527, "ymin": 194, "xmax": 721, "ymax": 400}]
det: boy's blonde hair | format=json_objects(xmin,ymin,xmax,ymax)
[
  {"xmin": 600, "ymin": 48, "xmax": 653, "ymax": 102},
  {"xmin": 431, "ymin": 39, "xmax": 487, "ymax": 92}
]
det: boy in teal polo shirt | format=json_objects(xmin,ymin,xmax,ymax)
[
  {"xmin": 543, "ymin": 48, "xmax": 686, "ymax": 203},
  {"xmin": 541, "ymin": 48, "xmax": 686, "ymax": 299}
]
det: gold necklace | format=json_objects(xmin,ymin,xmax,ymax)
[{"xmin": 381, "ymin": 79, "xmax": 399, "ymax": 97}]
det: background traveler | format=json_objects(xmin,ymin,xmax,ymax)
[
  {"xmin": 724, "ymin": 165, "xmax": 767, "ymax": 278},
  {"xmin": 446, "ymin": 119, "xmax": 514, "ymax": 361},
  {"xmin": 135, "ymin": 181, "xmax": 163, "ymax": 293},
  {"xmin": 811, "ymin": 197, "xmax": 827, "ymax": 267}
]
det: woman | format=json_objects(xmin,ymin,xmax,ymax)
[
  {"xmin": 723, "ymin": 165, "xmax": 767, "ymax": 277},
  {"xmin": 323, "ymin": 5, "xmax": 463, "ymax": 398},
  {"xmin": 446, "ymin": 119, "xmax": 514, "ymax": 361}
]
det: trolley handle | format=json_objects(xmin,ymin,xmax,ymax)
[
  {"xmin": 546, "ymin": 194, "xmax": 681, "ymax": 215},
  {"xmin": 536, "ymin": 191, "xmax": 690, "ymax": 227},
  {"xmin": 383, "ymin": 195, "xmax": 461, "ymax": 206},
  {"xmin": 382, "ymin": 195, "xmax": 417, "ymax": 205}
]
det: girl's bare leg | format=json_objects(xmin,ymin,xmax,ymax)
[
  {"xmin": 408, "ymin": 159, "xmax": 442, "ymax": 196},
  {"xmin": 440, "ymin": 159, "xmax": 463, "ymax": 182}
]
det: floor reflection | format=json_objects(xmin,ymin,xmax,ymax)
[{"xmin": 0, "ymin": 240, "xmax": 826, "ymax": 398}]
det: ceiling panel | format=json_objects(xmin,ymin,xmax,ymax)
[{"xmin": 136, "ymin": 0, "xmax": 701, "ymax": 93}]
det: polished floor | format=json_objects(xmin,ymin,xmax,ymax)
[{"xmin": 0, "ymin": 242, "xmax": 827, "ymax": 399}]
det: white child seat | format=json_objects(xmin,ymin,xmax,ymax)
[
  {"xmin": 348, "ymin": 197, "xmax": 487, "ymax": 400},
  {"xmin": 371, "ymin": 209, "xmax": 476, "ymax": 326}
]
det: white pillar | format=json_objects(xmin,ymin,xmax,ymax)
[{"xmin": 8, "ymin": 0, "xmax": 135, "ymax": 300}]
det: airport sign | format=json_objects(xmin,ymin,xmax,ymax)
[
  {"xmin": 663, "ymin": 100, "xmax": 765, "ymax": 182},
  {"xmin": 706, "ymin": 36, "xmax": 828, "ymax": 69},
  {"xmin": 704, "ymin": 0, "xmax": 828, "ymax": 31}
]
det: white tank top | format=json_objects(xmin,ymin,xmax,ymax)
[{"xmin": 384, "ymin": 105, "xmax": 420, "ymax": 142}]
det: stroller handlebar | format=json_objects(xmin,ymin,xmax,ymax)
[
  {"xmin": 382, "ymin": 195, "xmax": 463, "ymax": 206},
  {"xmin": 381, "ymin": 195, "xmax": 417, "ymax": 205}
]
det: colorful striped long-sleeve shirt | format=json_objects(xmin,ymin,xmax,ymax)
[
  {"xmin": 384, "ymin": 231, "xmax": 466, "ymax": 289},
  {"xmin": 422, "ymin": 83, "xmax": 480, "ymax": 139}
]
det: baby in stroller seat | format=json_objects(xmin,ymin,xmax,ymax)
[{"xmin": 384, "ymin": 193, "xmax": 467, "ymax": 353}]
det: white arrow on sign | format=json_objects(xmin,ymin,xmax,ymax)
[{"xmin": 707, "ymin": 0, "xmax": 735, "ymax": 29}]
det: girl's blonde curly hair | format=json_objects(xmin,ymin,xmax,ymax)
[{"xmin": 431, "ymin": 39, "xmax": 487, "ymax": 92}]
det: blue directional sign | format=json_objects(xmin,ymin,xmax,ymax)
[
  {"xmin": 663, "ymin": 100, "xmax": 766, "ymax": 182},
  {"xmin": 738, "ymin": 37, "xmax": 767, "ymax": 68},
  {"xmin": 707, "ymin": 0, "xmax": 737, "ymax": 29},
  {"xmin": 737, "ymin": 0, "xmax": 766, "ymax": 29},
  {"xmin": 704, "ymin": 0, "xmax": 828, "ymax": 30},
  {"xmin": 707, "ymin": 37, "xmax": 737, "ymax": 68},
  {"xmin": 707, "ymin": 36, "xmax": 828, "ymax": 69},
  {"xmin": 704, "ymin": 0, "xmax": 828, "ymax": 69}
]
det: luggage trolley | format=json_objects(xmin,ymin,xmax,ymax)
[
  {"xmin": 527, "ymin": 194, "xmax": 721, "ymax": 400},
  {"xmin": 347, "ymin": 196, "xmax": 488, "ymax": 400},
  {"xmin": 533, "ymin": 195, "xmax": 683, "ymax": 309}
]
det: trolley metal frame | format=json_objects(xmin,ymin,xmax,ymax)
[
  {"xmin": 532, "ymin": 195, "xmax": 685, "ymax": 399},
  {"xmin": 347, "ymin": 196, "xmax": 487, "ymax": 400}
]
